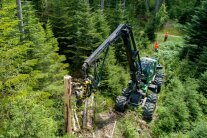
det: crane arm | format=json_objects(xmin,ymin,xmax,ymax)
[{"xmin": 82, "ymin": 24, "xmax": 142, "ymax": 81}]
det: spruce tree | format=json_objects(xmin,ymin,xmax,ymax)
[
  {"xmin": 49, "ymin": 0, "xmax": 78, "ymax": 59},
  {"xmin": 0, "ymin": 1, "xmax": 57, "ymax": 137},
  {"xmin": 0, "ymin": 1, "xmax": 30, "ymax": 96},
  {"xmin": 145, "ymin": 17, "xmax": 156, "ymax": 42},
  {"xmin": 68, "ymin": 0, "xmax": 102, "ymax": 70},
  {"xmin": 99, "ymin": 48, "xmax": 129, "ymax": 97},
  {"xmin": 22, "ymin": 1, "xmax": 68, "ymax": 130},
  {"xmin": 105, "ymin": 1, "xmax": 126, "ymax": 30},
  {"xmin": 199, "ymin": 71, "xmax": 207, "ymax": 98},
  {"xmin": 0, "ymin": 0, "xmax": 68, "ymax": 136},
  {"xmin": 92, "ymin": 9, "xmax": 110, "ymax": 42},
  {"xmin": 184, "ymin": 0, "xmax": 207, "ymax": 70}
]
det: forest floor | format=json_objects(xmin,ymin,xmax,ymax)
[
  {"xmin": 77, "ymin": 109, "xmax": 150, "ymax": 138},
  {"xmin": 94, "ymin": 110, "xmax": 120, "ymax": 138}
]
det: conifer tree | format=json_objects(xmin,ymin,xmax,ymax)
[
  {"xmin": 22, "ymin": 1, "xmax": 68, "ymax": 130},
  {"xmin": 48, "ymin": 0, "xmax": 101, "ymax": 71},
  {"xmin": 49, "ymin": 0, "xmax": 77, "ymax": 58},
  {"xmin": 199, "ymin": 71, "xmax": 207, "ymax": 98},
  {"xmin": 105, "ymin": 1, "xmax": 127, "ymax": 30},
  {"xmin": 67, "ymin": 0, "xmax": 103, "ymax": 69},
  {"xmin": 184, "ymin": 0, "xmax": 207, "ymax": 69},
  {"xmin": 92, "ymin": 9, "xmax": 110, "ymax": 42},
  {"xmin": 190, "ymin": 122, "xmax": 207, "ymax": 138},
  {"xmin": 0, "ymin": 1, "xmax": 29, "ymax": 96},
  {"xmin": 0, "ymin": 0, "xmax": 68, "ymax": 136},
  {"xmin": 0, "ymin": 1, "xmax": 57, "ymax": 137}
]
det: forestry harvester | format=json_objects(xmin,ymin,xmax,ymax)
[{"xmin": 78, "ymin": 24, "xmax": 164, "ymax": 120}]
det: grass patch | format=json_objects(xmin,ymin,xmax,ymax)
[
  {"xmin": 94, "ymin": 92, "xmax": 115, "ymax": 113},
  {"xmin": 159, "ymin": 20, "xmax": 184, "ymax": 36}
]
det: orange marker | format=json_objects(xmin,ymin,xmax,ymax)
[
  {"xmin": 154, "ymin": 41, "xmax": 159, "ymax": 52},
  {"xmin": 164, "ymin": 32, "xmax": 168, "ymax": 42}
]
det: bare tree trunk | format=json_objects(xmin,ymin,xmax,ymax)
[
  {"xmin": 122, "ymin": 0, "xmax": 126, "ymax": 9},
  {"xmin": 16, "ymin": 0, "xmax": 24, "ymax": 42},
  {"xmin": 145, "ymin": 0, "xmax": 150, "ymax": 11},
  {"xmin": 155, "ymin": 0, "xmax": 160, "ymax": 13},
  {"xmin": 100, "ymin": 0, "xmax": 104, "ymax": 11}
]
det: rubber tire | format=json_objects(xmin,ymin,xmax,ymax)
[
  {"xmin": 157, "ymin": 85, "xmax": 161, "ymax": 93},
  {"xmin": 143, "ymin": 102, "xmax": 156, "ymax": 120},
  {"xmin": 122, "ymin": 88, "xmax": 130, "ymax": 98},
  {"xmin": 115, "ymin": 96, "xmax": 127, "ymax": 112},
  {"xmin": 149, "ymin": 84, "xmax": 158, "ymax": 93},
  {"xmin": 147, "ymin": 93, "xmax": 158, "ymax": 103},
  {"xmin": 153, "ymin": 73, "xmax": 164, "ymax": 93},
  {"xmin": 154, "ymin": 85, "xmax": 158, "ymax": 93}
]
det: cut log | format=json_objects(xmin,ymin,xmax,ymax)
[
  {"xmin": 72, "ymin": 111, "xmax": 77, "ymax": 132},
  {"xmin": 83, "ymin": 98, "xmax": 88, "ymax": 129},
  {"xmin": 74, "ymin": 109, "xmax": 81, "ymax": 130},
  {"xmin": 110, "ymin": 121, "xmax": 117, "ymax": 138},
  {"xmin": 64, "ymin": 76, "xmax": 72, "ymax": 134},
  {"xmin": 86, "ymin": 94, "xmax": 94, "ymax": 130}
]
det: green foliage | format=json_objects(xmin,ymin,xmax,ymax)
[
  {"xmin": 160, "ymin": 21, "xmax": 184, "ymax": 36},
  {"xmin": 136, "ymin": 31, "xmax": 150, "ymax": 50},
  {"xmin": 104, "ymin": 1, "xmax": 127, "ymax": 30},
  {"xmin": 0, "ymin": 0, "xmax": 32, "ymax": 94},
  {"xmin": 70, "ymin": 1, "xmax": 99, "ymax": 68},
  {"xmin": 183, "ymin": 79, "xmax": 203, "ymax": 121},
  {"xmin": 197, "ymin": 94, "xmax": 207, "ymax": 115},
  {"xmin": 118, "ymin": 112, "xmax": 139, "ymax": 138},
  {"xmin": 92, "ymin": 9, "xmax": 110, "ymax": 41},
  {"xmin": 197, "ymin": 47, "xmax": 207, "ymax": 73},
  {"xmin": 152, "ymin": 78, "xmax": 204, "ymax": 137},
  {"xmin": 182, "ymin": 0, "xmax": 207, "ymax": 75},
  {"xmin": 47, "ymin": 0, "xmax": 110, "ymax": 71},
  {"xmin": 22, "ymin": 3, "xmax": 68, "ymax": 131},
  {"xmin": 0, "ymin": 0, "xmax": 68, "ymax": 136},
  {"xmin": 2, "ymin": 0, "xmax": 207, "ymax": 138},
  {"xmin": 99, "ymin": 48, "xmax": 129, "ymax": 98},
  {"xmin": 190, "ymin": 122, "xmax": 207, "ymax": 138},
  {"xmin": 145, "ymin": 3, "xmax": 169, "ymax": 42},
  {"xmin": 155, "ymin": 4, "xmax": 169, "ymax": 30},
  {"xmin": 199, "ymin": 71, "xmax": 207, "ymax": 98},
  {"xmin": 176, "ymin": 59, "xmax": 197, "ymax": 80},
  {"xmin": 127, "ymin": 0, "xmax": 148, "ymax": 25},
  {"xmin": 94, "ymin": 93, "xmax": 114, "ymax": 113},
  {"xmin": 145, "ymin": 18, "xmax": 157, "ymax": 42},
  {"xmin": 49, "ymin": 0, "xmax": 78, "ymax": 64},
  {"xmin": 152, "ymin": 18, "xmax": 207, "ymax": 137},
  {"xmin": 165, "ymin": 0, "xmax": 200, "ymax": 23},
  {"xmin": 163, "ymin": 78, "xmax": 190, "ymax": 130},
  {"xmin": 160, "ymin": 132, "xmax": 189, "ymax": 138},
  {"xmin": 0, "ymin": 92, "xmax": 57, "ymax": 138}
]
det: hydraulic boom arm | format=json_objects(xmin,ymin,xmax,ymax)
[{"xmin": 82, "ymin": 24, "xmax": 142, "ymax": 84}]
